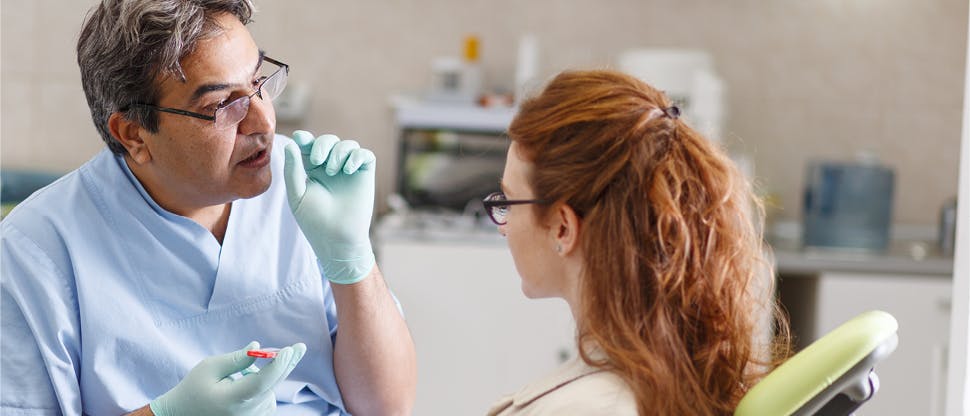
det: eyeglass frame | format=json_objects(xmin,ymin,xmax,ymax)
[
  {"xmin": 123, "ymin": 56, "xmax": 289, "ymax": 127},
  {"xmin": 482, "ymin": 191, "xmax": 548, "ymax": 226}
]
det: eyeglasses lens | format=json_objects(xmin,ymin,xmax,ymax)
[
  {"xmin": 262, "ymin": 68, "xmax": 288, "ymax": 101},
  {"xmin": 214, "ymin": 64, "xmax": 288, "ymax": 129},
  {"xmin": 484, "ymin": 192, "xmax": 509, "ymax": 225},
  {"xmin": 493, "ymin": 206, "xmax": 508, "ymax": 224}
]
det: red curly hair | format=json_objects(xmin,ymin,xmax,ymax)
[{"xmin": 508, "ymin": 69, "xmax": 792, "ymax": 415}]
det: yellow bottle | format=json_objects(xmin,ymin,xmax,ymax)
[{"xmin": 460, "ymin": 34, "xmax": 483, "ymax": 104}]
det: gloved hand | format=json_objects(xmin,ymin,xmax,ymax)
[
  {"xmin": 149, "ymin": 341, "xmax": 307, "ymax": 416},
  {"xmin": 283, "ymin": 130, "xmax": 377, "ymax": 284}
]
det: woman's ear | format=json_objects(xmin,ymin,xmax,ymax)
[
  {"xmin": 552, "ymin": 203, "xmax": 582, "ymax": 256},
  {"xmin": 108, "ymin": 112, "xmax": 152, "ymax": 164}
]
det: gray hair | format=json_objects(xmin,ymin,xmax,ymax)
[{"xmin": 77, "ymin": 0, "xmax": 256, "ymax": 154}]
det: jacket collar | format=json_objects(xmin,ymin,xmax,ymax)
[{"xmin": 509, "ymin": 353, "xmax": 607, "ymax": 408}]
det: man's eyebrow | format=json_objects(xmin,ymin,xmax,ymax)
[
  {"xmin": 253, "ymin": 50, "xmax": 266, "ymax": 76},
  {"xmin": 188, "ymin": 83, "xmax": 232, "ymax": 106},
  {"xmin": 186, "ymin": 51, "xmax": 267, "ymax": 106}
]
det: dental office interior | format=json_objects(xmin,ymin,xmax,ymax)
[{"xmin": 2, "ymin": 0, "xmax": 970, "ymax": 415}]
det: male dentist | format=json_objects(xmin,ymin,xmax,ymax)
[{"xmin": 0, "ymin": 0, "xmax": 415, "ymax": 415}]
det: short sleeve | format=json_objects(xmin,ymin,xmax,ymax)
[
  {"xmin": 1, "ymin": 224, "xmax": 82, "ymax": 415},
  {"xmin": 1, "ymin": 287, "xmax": 62, "ymax": 415}
]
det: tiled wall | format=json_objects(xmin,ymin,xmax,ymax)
[{"xmin": 2, "ymin": 0, "xmax": 966, "ymax": 224}]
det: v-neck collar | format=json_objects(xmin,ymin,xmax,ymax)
[
  {"xmin": 115, "ymin": 153, "xmax": 242, "ymax": 309},
  {"xmin": 207, "ymin": 197, "xmax": 245, "ymax": 308}
]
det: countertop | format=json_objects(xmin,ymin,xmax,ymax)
[
  {"xmin": 771, "ymin": 237, "xmax": 954, "ymax": 277},
  {"xmin": 375, "ymin": 214, "xmax": 956, "ymax": 278}
]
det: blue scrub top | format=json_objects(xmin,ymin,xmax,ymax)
[{"xmin": 1, "ymin": 136, "xmax": 347, "ymax": 415}]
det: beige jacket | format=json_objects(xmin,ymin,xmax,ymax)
[{"xmin": 486, "ymin": 355, "xmax": 638, "ymax": 415}]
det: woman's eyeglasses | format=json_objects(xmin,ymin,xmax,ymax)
[{"xmin": 481, "ymin": 191, "xmax": 547, "ymax": 225}]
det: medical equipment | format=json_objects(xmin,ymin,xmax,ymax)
[
  {"xmin": 247, "ymin": 348, "xmax": 280, "ymax": 358},
  {"xmin": 735, "ymin": 310, "xmax": 898, "ymax": 415}
]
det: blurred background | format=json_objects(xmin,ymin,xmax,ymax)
[
  {"xmin": 2, "ymin": 0, "xmax": 965, "ymax": 224},
  {"xmin": 1, "ymin": 1, "xmax": 967, "ymax": 415}
]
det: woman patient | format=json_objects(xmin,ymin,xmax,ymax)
[{"xmin": 484, "ymin": 69, "xmax": 791, "ymax": 415}]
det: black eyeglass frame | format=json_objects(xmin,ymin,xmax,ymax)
[
  {"xmin": 482, "ymin": 191, "xmax": 548, "ymax": 225},
  {"xmin": 124, "ymin": 56, "xmax": 289, "ymax": 124}
]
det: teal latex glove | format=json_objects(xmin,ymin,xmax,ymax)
[
  {"xmin": 283, "ymin": 130, "xmax": 377, "ymax": 284},
  {"xmin": 149, "ymin": 341, "xmax": 307, "ymax": 416}
]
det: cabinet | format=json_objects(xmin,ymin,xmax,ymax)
[
  {"xmin": 780, "ymin": 272, "xmax": 952, "ymax": 415},
  {"xmin": 377, "ymin": 233, "xmax": 576, "ymax": 416},
  {"xmin": 392, "ymin": 99, "xmax": 515, "ymax": 212}
]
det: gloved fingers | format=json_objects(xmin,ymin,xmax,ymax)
[
  {"xmin": 226, "ymin": 345, "xmax": 295, "ymax": 400},
  {"xmin": 265, "ymin": 343, "xmax": 307, "ymax": 392},
  {"xmin": 344, "ymin": 148, "xmax": 376, "ymax": 174},
  {"xmin": 260, "ymin": 342, "xmax": 305, "ymax": 390},
  {"xmin": 234, "ymin": 343, "xmax": 306, "ymax": 397},
  {"xmin": 290, "ymin": 130, "xmax": 316, "ymax": 153},
  {"xmin": 325, "ymin": 140, "xmax": 361, "ymax": 176},
  {"xmin": 240, "ymin": 364, "xmax": 260, "ymax": 376},
  {"xmin": 283, "ymin": 142, "xmax": 308, "ymax": 207},
  {"xmin": 201, "ymin": 341, "xmax": 260, "ymax": 381},
  {"xmin": 309, "ymin": 134, "xmax": 341, "ymax": 167},
  {"xmin": 285, "ymin": 343, "xmax": 308, "ymax": 375}
]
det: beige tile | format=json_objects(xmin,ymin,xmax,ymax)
[
  {"xmin": 1, "ymin": 79, "xmax": 35, "ymax": 169},
  {"xmin": 1, "ymin": 1, "xmax": 36, "ymax": 77},
  {"xmin": 32, "ymin": 0, "xmax": 93, "ymax": 81},
  {"xmin": 33, "ymin": 80, "xmax": 101, "ymax": 171},
  {"xmin": 879, "ymin": 105, "xmax": 962, "ymax": 223}
]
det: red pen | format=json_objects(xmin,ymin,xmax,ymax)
[{"xmin": 247, "ymin": 348, "xmax": 280, "ymax": 358}]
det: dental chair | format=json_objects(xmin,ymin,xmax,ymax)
[{"xmin": 734, "ymin": 310, "xmax": 899, "ymax": 416}]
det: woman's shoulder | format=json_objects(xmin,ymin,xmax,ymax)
[
  {"xmin": 546, "ymin": 369, "xmax": 637, "ymax": 414},
  {"xmin": 487, "ymin": 357, "xmax": 637, "ymax": 416}
]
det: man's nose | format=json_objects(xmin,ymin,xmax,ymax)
[{"xmin": 238, "ymin": 94, "xmax": 275, "ymax": 136}]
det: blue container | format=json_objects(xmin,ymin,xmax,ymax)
[{"xmin": 802, "ymin": 161, "xmax": 895, "ymax": 252}]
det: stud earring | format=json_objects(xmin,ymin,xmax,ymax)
[{"xmin": 556, "ymin": 244, "xmax": 562, "ymax": 253}]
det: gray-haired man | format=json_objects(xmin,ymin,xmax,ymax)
[{"xmin": 0, "ymin": 1, "xmax": 415, "ymax": 415}]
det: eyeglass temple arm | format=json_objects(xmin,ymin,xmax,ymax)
[
  {"xmin": 126, "ymin": 103, "xmax": 216, "ymax": 121},
  {"xmin": 263, "ymin": 56, "xmax": 289, "ymax": 73}
]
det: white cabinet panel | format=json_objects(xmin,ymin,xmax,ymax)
[
  {"xmin": 378, "ymin": 239, "xmax": 576, "ymax": 416},
  {"xmin": 814, "ymin": 273, "xmax": 952, "ymax": 416}
]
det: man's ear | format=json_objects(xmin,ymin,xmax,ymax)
[
  {"xmin": 552, "ymin": 202, "xmax": 582, "ymax": 256},
  {"xmin": 108, "ymin": 112, "xmax": 152, "ymax": 164}
]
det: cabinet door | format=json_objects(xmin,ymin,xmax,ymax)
[
  {"xmin": 378, "ymin": 239, "xmax": 576, "ymax": 416},
  {"xmin": 815, "ymin": 273, "xmax": 952, "ymax": 416}
]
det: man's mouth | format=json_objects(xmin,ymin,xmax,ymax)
[
  {"xmin": 238, "ymin": 148, "xmax": 270, "ymax": 168},
  {"xmin": 241, "ymin": 150, "xmax": 265, "ymax": 163}
]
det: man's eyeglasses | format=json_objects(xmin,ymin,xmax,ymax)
[
  {"xmin": 482, "ymin": 191, "xmax": 548, "ymax": 225},
  {"xmin": 126, "ymin": 56, "xmax": 289, "ymax": 130}
]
